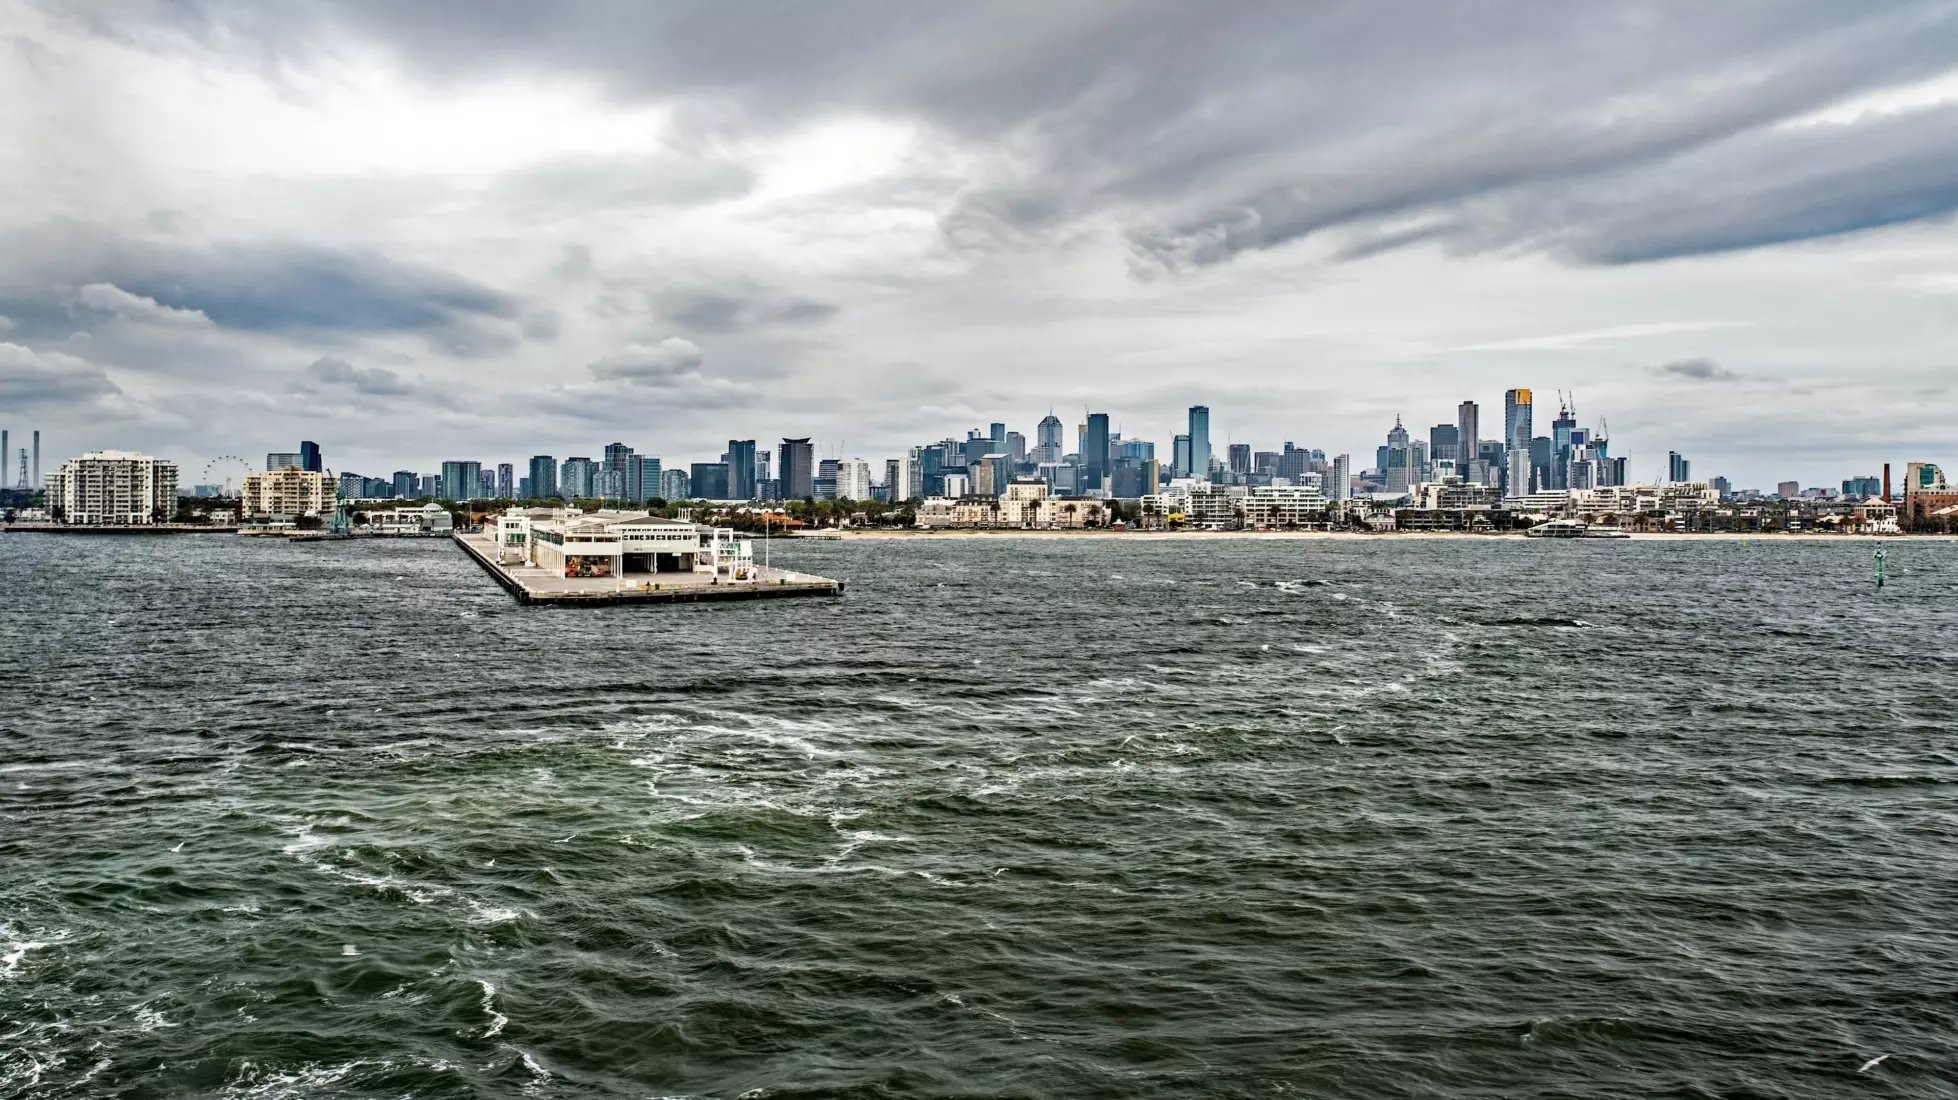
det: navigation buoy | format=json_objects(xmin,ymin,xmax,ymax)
[{"xmin": 1875, "ymin": 548, "xmax": 1886, "ymax": 590}]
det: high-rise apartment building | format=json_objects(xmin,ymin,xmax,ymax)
[
  {"xmin": 779, "ymin": 438, "xmax": 814, "ymax": 500},
  {"xmin": 1227, "ymin": 443, "xmax": 1251, "ymax": 476},
  {"xmin": 559, "ymin": 457, "xmax": 596, "ymax": 499},
  {"xmin": 660, "ymin": 468, "xmax": 691, "ymax": 500},
  {"xmin": 1187, "ymin": 406, "xmax": 1211, "ymax": 480},
  {"xmin": 724, "ymin": 440, "xmax": 757, "ymax": 500},
  {"xmin": 392, "ymin": 470, "xmax": 418, "ymax": 499},
  {"xmin": 1172, "ymin": 434, "xmax": 1192, "ymax": 479},
  {"xmin": 1668, "ymin": 451, "xmax": 1692, "ymax": 484},
  {"xmin": 440, "ymin": 460, "xmax": 482, "ymax": 501},
  {"xmin": 496, "ymin": 463, "xmax": 514, "ymax": 498},
  {"xmin": 601, "ymin": 442, "xmax": 637, "ymax": 501},
  {"xmin": 835, "ymin": 459, "xmax": 872, "ymax": 501},
  {"xmin": 242, "ymin": 466, "xmax": 336, "ymax": 517},
  {"xmin": 1550, "ymin": 401, "xmax": 1576, "ymax": 491},
  {"xmin": 1428, "ymin": 424, "xmax": 1460, "ymax": 467},
  {"xmin": 45, "ymin": 451, "xmax": 179, "ymax": 525},
  {"xmin": 527, "ymin": 456, "xmax": 557, "ymax": 499},
  {"xmin": 1330, "ymin": 454, "xmax": 1351, "ymax": 502}
]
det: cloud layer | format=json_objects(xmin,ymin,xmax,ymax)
[{"xmin": 6, "ymin": 1, "xmax": 1958, "ymax": 485}]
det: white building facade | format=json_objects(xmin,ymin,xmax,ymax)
[{"xmin": 46, "ymin": 451, "xmax": 178, "ymax": 525}]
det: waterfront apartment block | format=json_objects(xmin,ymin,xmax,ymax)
[
  {"xmin": 240, "ymin": 466, "xmax": 336, "ymax": 517},
  {"xmin": 915, "ymin": 481, "xmax": 1109, "ymax": 528},
  {"xmin": 45, "ymin": 451, "xmax": 179, "ymax": 525}
]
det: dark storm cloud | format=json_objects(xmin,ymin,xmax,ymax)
[{"xmin": 0, "ymin": 222, "xmax": 525, "ymax": 349}]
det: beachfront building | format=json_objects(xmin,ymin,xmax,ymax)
[
  {"xmin": 241, "ymin": 466, "xmax": 336, "ymax": 518},
  {"xmin": 915, "ymin": 482, "xmax": 1108, "ymax": 529},
  {"xmin": 45, "ymin": 450, "xmax": 179, "ymax": 525},
  {"xmin": 493, "ymin": 509, "xmax": 755, "ymax": 580},
  {"xmin": 1241, "ymin": 485, "xmax": 1329, "ymax": 530}
]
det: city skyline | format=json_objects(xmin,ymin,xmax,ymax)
[{"xmin": 8, "ymin": 5, "xmax": 1958, "ymax": 487}]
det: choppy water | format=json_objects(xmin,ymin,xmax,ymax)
[{"xmin": 3, "ymin": 532, "xmax": 1956, "ymax": 1098}]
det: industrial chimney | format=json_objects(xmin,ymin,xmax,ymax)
[{"xmin": 1883, "ymin": 462, "xmax": 1892, "ymax": 503}]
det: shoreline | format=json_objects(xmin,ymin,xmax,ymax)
[{"xmin": 813, "ymin": 529, "xmax": 1953, "ymax": 542}]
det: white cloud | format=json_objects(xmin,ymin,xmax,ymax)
[{"xmin": 75, "ymin": 283, "xmax": 213, "ymax": 328}]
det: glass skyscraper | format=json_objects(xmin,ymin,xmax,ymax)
[
  {"xmin": 1083, "ymin": 413, "xmax": 1110, "ymax": 492},
  {"xmin": 725, "ymin": 440, "xmax": 757, "ymax": 500},
  {"xmin": 527, "ymin": 455, "xmax": 557, "ymax": 499},
  {"xmin": 1187, "ymin": 405, "xmax": 1211, "ymax": 480}
]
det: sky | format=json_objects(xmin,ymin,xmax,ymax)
[{"xmin": 5, "ymin": 1, "xmax": 1958, "ymax": 490}]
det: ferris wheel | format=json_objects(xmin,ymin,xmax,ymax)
[{"xmin": 201, "ymin": 455, "xmax": 255, "ymax": 496}]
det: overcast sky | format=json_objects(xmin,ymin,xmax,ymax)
[{"xmin": 6, "ymin": 1, "xmax": 1958, "ymax": 488}]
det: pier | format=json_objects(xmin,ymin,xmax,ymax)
[{"xmin": 453, "ymin": 528, "xmax": 843, "ymax": 606}]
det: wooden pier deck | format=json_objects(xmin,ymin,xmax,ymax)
[{"xmin": 453, "ymin": 532, "xmax": 843, "ymax": 606}]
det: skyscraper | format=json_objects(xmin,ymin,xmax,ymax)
[
  {"xmin": 560, "ymin": 456, "xmax": 596, "ymax": 499},
  {"xmin": 1036, "ymin": 413, "xmax": 1064, "ymax": 463},
  {"xmin": 299, "ymin": 441, "xmax": 322, "ymax": 473},
  {"xmin": 1330, "ymin": 453, "xmax": 1351, "ymax": 502},
  {"xmin": 1503, "ymin": 389, "xmax": 1533, "ymax": 494},
  {"xmin": 496, "ymin": 463, "xmax": 514, "ymax": 498},
  {"xmin": 1172, "ymin": 434, "xmax": 1192, "ymax": 479},
  {"xmin": 637, "ymin": 457, "xmax": 661, "ymax": 501},
  {"xmin": 393, "ymin": 470, "xmax": 417, "ymax": 499},
  {"xmin": 690, "ymin": 462, "xmax": 730, "ymax": 500},
  {"xmin": 1457, "ymin": 401, "xmax": 1478, "ymax": 467},
  {"xmin": 1228, "ymin": 443, "xmax": 1251, "ymax": 475},
  {"xmin": 439, "ymin": 460, "xmax": 482, "ymax": 501},
  {"xmin": 601, "ymin": 442, "xmax": 636, "ymax": 501},
  {"xmin": 1668, "ymin": 451, "xmax": 1692, "ymax": 483},
  {"xmin": 779, "ymin": 438, "xmax": 814, "ymax": 499},
  {"xmin": 1384, "ymin": 417, "xmax": 1412, "ymax": 492},
  {"xmin": 1083, "ymin": 413, "xmax": 1111, "ymax": 492},
  {"xmin": 527, "ymin": 456, "xmax": 557, "ymax": 499},
  {"xmin": 1550, "ymin": 399, "xmax": 1576, "ymax": 491},
  {"xmin": 1187, "ymin": 406, "xmax": 1211, "ymax": 480},
  {"xmin": 725, "ymin": 440, "xmax": 757, "ymax": 500},
  {"xmin": 836, "ymin": 459, "xmax": 872, "ymax": 501},
  {"xmin": 1428, "ymin": 424, "xmax": 1460, "ymax": 467}
]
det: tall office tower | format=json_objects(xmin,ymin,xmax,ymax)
[
  {"xmin": 496, "ymin": 463, "xmax": 514, "ymax": 498},
  {"xmin": 1529, "ymin": 436, "xmax": 1554, "ymax": 492},
  {"xmin": 755, "ymin": 450, "xmax": 771, "ymax": 486},
  {"xmin": 559, "ymin": 456, "xmax": 596, "ymax": 498},
  {"xmin": 388, "ymin": 470, "xmax": 413, "ymax": 499},
  {"xmin": 1187, "ymin": 406, "xmax": 1211, "ymax": 479},
  {"xmin": 988, "ymin": 423, "xmax": 1007, "ymax": 453},
  {"xmin": 1550, "ymin": 400, "xmax": 1576, "ymax": 490},
  {"xmin": 299, "ymin": 441, "xmax": 322, "ymax": 473},
  {"xmin": 1278, "ymin": 444, "xmax": 1308, "ymax": 482},
  {"xmin": 637, "ymin": 457, "xmax": 661, "ymax": 501},
  {"xmin": 418, "ymin": 475, "xmax": 438, "ymax": 497},
  {"xmin": 1036, "ymin": 413, "xmax": 1064, "ymax": 463},
  {"xmin": 1172, "ymin": 434, "xmax": 1192, "ymax": 478},
  {"xmin": 1007, "ymin": 431, "xmax": 1027, "ymax": 464},
  {"xmin": 814, "ymin": 457, "xmax": 840, "ymax": 500},
  {"xmin": 1503, "ymin": 389, "xmax": 1533, "ymax": 492},
  {"xmin": 1083, "ymin": 413, "xmax": 1111, "ymax": 492},
  {"xmin": 601, "ymin": 442, "xmax": 637, "ymax": 500},
  {"xmin": 690, "ymin": 462, "xmax": 731, "ymax": 500},
  {"xmin": 1668, "ymin": 451, "xmax": 1692, "ymax": 483},
  {"xmin": 1384, "ymin": 417, "xmax": 1412, "ymax": 492},
  {"xmin": 1457, "ymin": 401, "xmax": 1478, "ymax": 465},
  {"xmin": 1428, "ymin": 424, "xmax": 1460, "ymax": 469},
  {"xmin": 1330, "ymin": 454, "xmax": 1351, "ymax": 501},
  {"xmin": 1506, "ymin": 451, "xmax": 1532, "ymax": 498},
  {"xmin": 527, "ymin": 456, "xmax": 557, "ymax": 499},
  {"xmin": 779, "ymin": 438, "xmax": 814, "ymax": 500},
  {"xmin": 883, "ymin": 458, "xmax": 902, "ymax": 502},
  {"xmin": 440, "ymin": 460, "xmax": 482, "ymax": 501},
  {"xmin": 1228, "ymin": 443, "xmax": 1251, "ymax": 475},
  {"xmin": 724, "ymin": 440, "xmax": 757, "ymax": 499}
]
